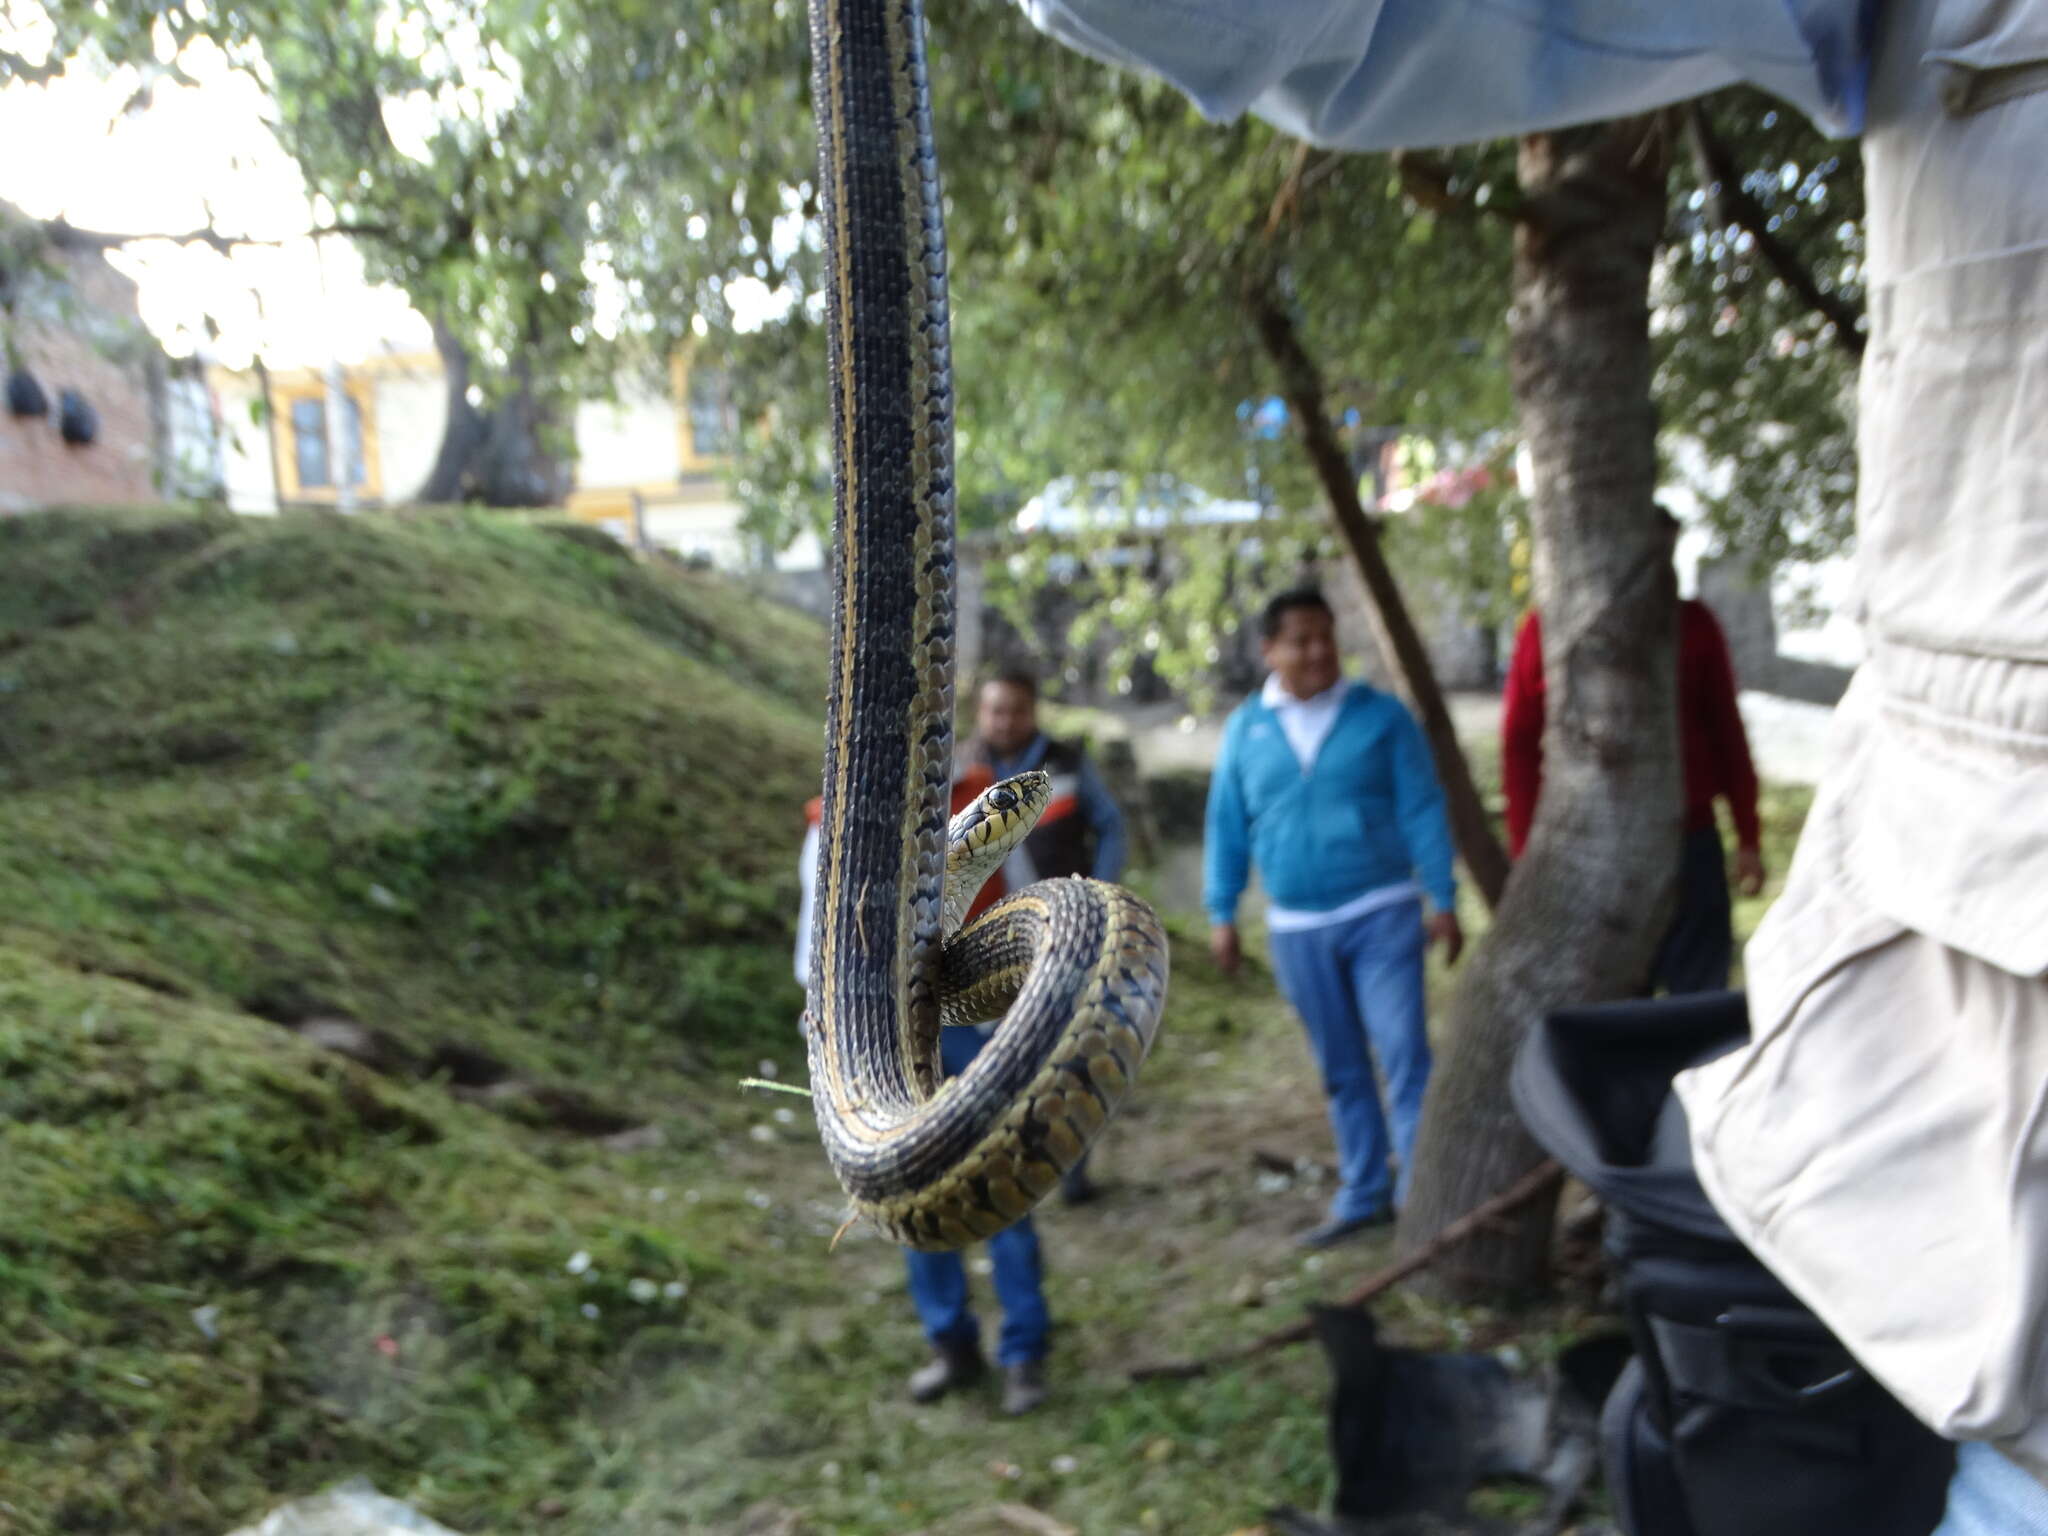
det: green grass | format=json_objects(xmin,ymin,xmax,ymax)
[
  {"xmin": 0, "ymin": 507, "xmax": 1818, "ymax": 1536},
  {"xmin": 0, "ymin": 508, "xmax": 826, "ymax": 1532},
  {"xmin": 542, "ymin": 917, "xmax": 1396, "ymax": 1536},
  {"xmin": 0, "ymin": 508, "xmax": 823, "ymax": 1097},
  {"xmin": 1732, "ymin": 780, "xmax": 1814, "ymax": 961},
  {"xmin": 0, "ymin": 950, "xmax": 711, "ymax": 1530}
]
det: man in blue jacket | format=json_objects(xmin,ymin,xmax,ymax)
[{"xmin": 1206, "ymin": 587, "xmax": 1464, "ymax": 1248}]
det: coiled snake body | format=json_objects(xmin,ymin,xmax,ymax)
[{"xmin": 803, "ymin": 0, "xmax": 1170, "ymax": 1251}]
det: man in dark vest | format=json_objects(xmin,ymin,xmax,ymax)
[
  {"xmin": 797, "ymin": 769, "xmax": 1049, "ymax": 1413},
  {"xmin": 959, "ymin": 666, "xmax": 1130, "ymax": 1205}
]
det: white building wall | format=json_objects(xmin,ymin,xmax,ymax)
[
  {"xmin": 212, "ymin": 374, "xmax": 280, "ymax": 514},
  {"xmin": 641, "ymin": 501, "xmax": 753, "ymax": 566},
  {"xmin": 372, "ymin": 369, "xmax": 448, "ymax": 502},
  {"xmin": 574, "ymin": 384, "xmax": 680, "ymax": 487},
  {"xmin": 776, "ymin": 527, "xmax": 825, "ymax": 571}
]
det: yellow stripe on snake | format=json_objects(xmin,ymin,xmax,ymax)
[{"xmin": 801, "ymin": 0, "xmax": 1170, "ymax": 1251}]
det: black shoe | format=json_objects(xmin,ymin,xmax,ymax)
[
  {"xmin": 1001, "ymin": 1359, "xmax": 1048, "ymax": 1416},
  {"xmin": 908, "ymin": 1334, "xmax": 986, "ymax": 1403},
  {"xmin": 1294, "ymin": 1210, "xmax": 1394, "ymax": 1250}
]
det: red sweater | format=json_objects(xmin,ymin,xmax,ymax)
[{"xmin": 1500, "ymin": 602, "xmax": 1761, "ymax": 858}]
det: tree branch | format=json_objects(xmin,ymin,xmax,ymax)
[
  {"xmin": 1243, "ymin": 271, "xmax": 1511, "ymax": 911},
  {"xmin": 36, "ymin": 218, "xmax": 399, "ymax": 257},
  {"xmin": 1264, "ymin": 143, "xmax": 1350, "ymax": 238},
  {"xmin": 1267, "ymin": 144, "xmax": 1520, "ymax": 241},
  {"xmin": 0, "ymin": 49, "xmax": 66, "ymax": 86},
  {"xmin": 39, "ymin": 221, "xmax": 268, "ymax": 257},
  {"xmin": 1683, "ymin": 101, "xmax": 1865, "ymax": 360},
  {"xmin": 1391, "ymin": 149, "xmax": 1524, "ymax": 225}
]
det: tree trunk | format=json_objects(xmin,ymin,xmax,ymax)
[
  {"xmin": 1248, "ymin": 279, "xmax": 1511, "ymax": 912},
  {"xmin": 471, "ymin": 352, "xmax": 572, "ymax": 507},
  {"xmin": 1394, "ymin": 118, "xmax": 1682, "ymax": 1297},
  {"xmin": 418, "ymin": 317, "xmax": 488, "ymax": 505},
  {"xmin": 418, "ymin": 318, "xmax": 572, "ymax": 508}
]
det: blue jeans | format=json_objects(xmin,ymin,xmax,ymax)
[
  {"xmin": 902, "ymin": 1025, "xmax": 1051, "ymax": 1366},
  {"xmin": 1268, "ymin": 899, "xmax": 1431, "ymax": 1223},
  {"xmin": 1933, "ymin": 1443, "xmax": 2048, "ymax": 1536}
]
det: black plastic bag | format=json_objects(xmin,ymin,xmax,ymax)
[
  {"xmin": 58, "ymin": 388, "xmax": 97, "ymax": 445},
  {"xmin": 7, "ymin": 367, "xmax": 48, "ymax": 418},
  {"xmin": 1288, "ymin": 1305, "xmax": 1627, "ymax": 1532}
]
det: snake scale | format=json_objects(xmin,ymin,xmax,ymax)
[{"xmin": 802, "ymin": 0, "xmax": 1170, "ymax": 1251}]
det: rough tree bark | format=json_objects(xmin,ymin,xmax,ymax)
[
  {"xmin": 1248, "ymin": 278, "xmax": 1511, "ymax": 912},
  {"xmin": 1394, "ymin": 118, "xmax": 1683, "ymax": 1296}
]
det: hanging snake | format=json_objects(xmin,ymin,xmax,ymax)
[{"xmin": 802, "ymin": 0, "xmax": 1170, "ymax": 1252}]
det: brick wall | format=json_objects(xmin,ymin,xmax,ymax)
[{"xmin": 0, "ymin": 226, "xmax": 162, "ymax": 512}]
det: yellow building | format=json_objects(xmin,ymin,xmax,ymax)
[
  {"xmin": 206, "ymin": 348, "xmax": 820, "ymax": 572},
  {"xmin": 560, "ymin": 353, "xmax": 774, "ymax": 566},
  {"xmin": 209, "ymin": 349, "xmax": 445, "ymax": 512}
]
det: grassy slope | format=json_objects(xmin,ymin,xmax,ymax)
[
  {"xmin": 0, "ymin": 507, "xmax": 825, "ymax": 1089},
  {"xmin": 0, "ymin": 508, "xmax": 828, "ymax": 1532},
  {"xmin": 0, "ymin": 508, "xmax": 1813, "ymax": 1536}
]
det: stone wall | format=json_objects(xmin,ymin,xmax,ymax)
[{"xmin": 1697, "ymin": 555, "xmax": 1851, "ymax": 706}]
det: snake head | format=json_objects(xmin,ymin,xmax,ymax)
[
  {"xmin": 949, "ymin": 768, "xmax": 1052, "ymax": 857},
  {"xmin": 941, "ymin": 770, "xmax": 1053, "ymax": 935}
]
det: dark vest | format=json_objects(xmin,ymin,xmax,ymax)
[{"xmin": 964, "ymin": 736, "xmax": 1097, "ymax": 882}]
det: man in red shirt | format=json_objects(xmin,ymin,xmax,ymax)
[{"xmin": 1500, "ymin": 507, "xmax": 1765, "ymax": 994}]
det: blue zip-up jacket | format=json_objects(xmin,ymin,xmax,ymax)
[{"xmin": 1203, "ymin": 681, "xmax": 1457, "ymax": 925}]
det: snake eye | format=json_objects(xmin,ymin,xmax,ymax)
[{"xmin": 989, "ymin": 787, "xmax": 1017, "ymax": 812}]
